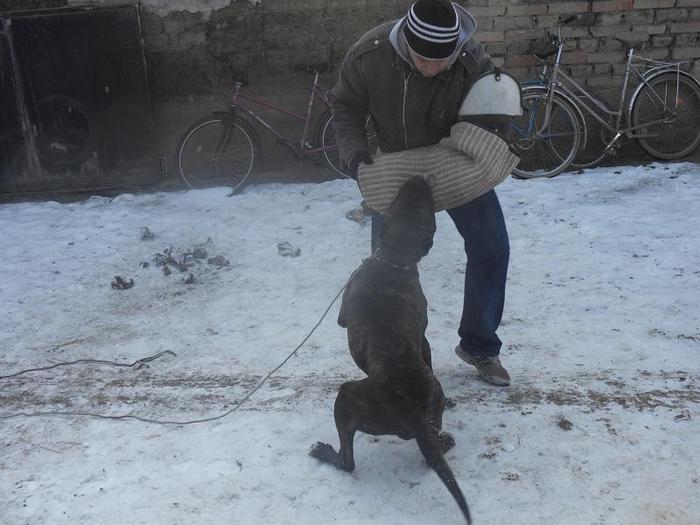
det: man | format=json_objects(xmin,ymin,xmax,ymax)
[{"xmin": 332, "ymin": 0, "xmax": 511, "ymax": 386}]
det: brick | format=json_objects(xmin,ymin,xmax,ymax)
[
  {"xmin": 474, "ymin": 31, "xmax": 506, "ymax": 43},
  {"xmin": 505, "ymin": 29, "xmax": 545, "ymax": 40},
  {"xmin": 634, "ymin": 0, "xmax": 674, "ymax": 8},
  {"xmin": 677, "ymin": 0, "xmax": 700, "ymax": 5},
  {"xmin": 506, "ymin": 4, "xmax": 547, "ymax": 16},
  {"xmin": 547, "ymin": 2, "xmax": 590, "ymax": 15},
  {"xmin": 564, "ymin": 40, "xmax": 579, "ymax": 51},
  {"xmin": 534, "ymin": 15, "xmax": 562, "ymax": 29},
  {"xmin": 670, "ymin": 21, "xmax": 700, "ymax": 32},
  {"xmin": 591, "ymin": 0, "xmax": 635, "ymax": 13},
  {"xmin": 632, "ymin": 24, "xmax": 668, "ymax": 34},
  {"xmin": 638, "ymin": 47, "xmax": 671, "ymax": 60},
  {"xmin": 586, "ymin": 51, "xmax": 627, "ymax": 63},
  {"xmin": 590, "ymin": 25, "xmax": 634, "ymax": 37},
  {"xmin": 505, "ymin": 54, "xmax": 538, "ymax": 67},
  {"xmin": 560, "ymin": 26, "xmax": 594, "ymax": 38},
  {"xmin": 493, "ymin": 15, "xmax": 536, "ymax": 31},
  {"xmin": 597, "ymin": 10, "xmax": 654, "ymax": 25},
  {"xmin": 562, "ymin": 50, "xmax": 589, "ymax": 64},
  {"xmin": 651, "ymin": 35, "xmax": 675, "ymax": 47},
  {"xmin": 579, "ymin": 38, "xmax": 601, "ymax": 52},
  {"xmin": 673, "ymin": 47, "xmax": 700, "ymax": 59},
  {"xmin": 594, "ymin": 63, "xmax": 613, "ymax": 74},
  {"xmin": 492, "ymin": 56, "xmax": 506, "ymax": 67},
  {"xmin": 655, "ymin": 9, "xmax": 690, "ymax": 24},
  {"xmin": 676, "ymin": 33, "xmax": 700, "ymax": 46},
  {"xmin": 568, "ymin": 64, "xmax": 594, "ymax": 77},
  {"xmin": 476, "ymin": 16, "xmax": 496, "ymax": 31},
  {"xmin": 507, "ymin": 40, "xmax": 531, "ymax": 54},
  {"xmin": 599, "ymin": 37, "xmax": 625, "ymax": 51},
  {"xmin": 468, "ymin": 5, "xmax": 507, "ymax": 17},
  {"xmin": 485, "ymin": 42, "xmax": 506, "ymax": 56}
]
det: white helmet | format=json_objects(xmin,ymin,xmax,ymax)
[{"xmin": 459, "ymin": 69, "xmax": 522, "ymax": 117}]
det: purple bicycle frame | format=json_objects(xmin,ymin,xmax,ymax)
[{"xmin": 230, "ymin": 74, "xmax": 336, "ymax": 156}]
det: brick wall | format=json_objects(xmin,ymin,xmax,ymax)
[
  {"xmin": 131, "ymin": 0, "xmax": 700, "ymax": 99},
  {"xmin": 468, "ymin": 0, "xmax": 700, "ymax": 89}
]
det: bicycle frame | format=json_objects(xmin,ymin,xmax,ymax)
[
  {"xmin": 229, "ymin": 72, "xmax": 335, "ymax": 157},
  {"xmin": 535, "ymin": 33, "xmax": 688, "ymax": 150}
]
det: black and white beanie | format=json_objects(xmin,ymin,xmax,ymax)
[{"xmin": 403, "ymin": 0, "xmax": 460, "ymax": 60}]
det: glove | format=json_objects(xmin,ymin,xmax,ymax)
[{"xmin": 348, "ymin": 150, "xmax": 373, "ymax": 180}]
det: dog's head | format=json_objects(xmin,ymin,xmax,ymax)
[{"xmin": 378, "ymin": 177, "xmax": 436, "ymax": 265}]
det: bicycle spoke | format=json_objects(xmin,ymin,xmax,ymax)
[{"xmin": 513, "ymin": 90, "xmax": 580, "ymax": 178}]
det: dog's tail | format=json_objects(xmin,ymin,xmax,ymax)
[{"xmin": 414, "ymin": 424, "xmax": 472, "ymax": 524}]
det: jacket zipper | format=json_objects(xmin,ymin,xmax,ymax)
[{"xmin": 402, "ymin": 72, "xmax": 412, "ymax": 150}]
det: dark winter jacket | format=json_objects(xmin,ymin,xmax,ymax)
[{"xmin": 331, "ymin": 13, "xmax": 494, "ymax": 167}]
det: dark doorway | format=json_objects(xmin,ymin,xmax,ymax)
[{"xmin": 0, "ymin": 4, "xmax": 160, "ymax": 193}]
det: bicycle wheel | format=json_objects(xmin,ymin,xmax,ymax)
[
  {"xmin": 313, "ymin": 108, "xmax": 349, "ymax": 178},
  {"xmin": 176, "ymin": 113, "xmax": 261, "ymax": 192},
  {"xmin": 511, "ymin": 91, "xmax": 582, "ymax": 179},
  {"xmin": 630, "ymin": 73, "xmax": 700, "ymax": 160},
  {"xmin": 313, "ymin": 109, "xmax": 378, "ymax": 179}
]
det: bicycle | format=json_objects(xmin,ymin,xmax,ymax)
[
  {"xmin": 176, "ymin": 63, "xmax": 348, "ymax": 192},
  {"xmin": 513, "ymin": 14, "xmax": 700, "ymax": 178}
]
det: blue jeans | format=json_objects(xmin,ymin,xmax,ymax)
[{"xmin": 371, "ymin": 190, "xmax": 509, "ymax": 357}]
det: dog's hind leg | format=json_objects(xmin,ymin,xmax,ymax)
[{"xmin": 309, "ymin": 380, "xmax": 361, "ymax": 472}]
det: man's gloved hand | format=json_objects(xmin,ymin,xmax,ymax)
[{"xmin": 348, "ymin": 150, "xmax": 373, "ymax": 180}]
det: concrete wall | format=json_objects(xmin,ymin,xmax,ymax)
[{"xmin": 2, "ymin": 0, "xmax": 700, "ymax": 181}]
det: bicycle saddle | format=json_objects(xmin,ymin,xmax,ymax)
[{"xmin": 294, "ymin": 63, "xmax": 329, "ymax": 75}]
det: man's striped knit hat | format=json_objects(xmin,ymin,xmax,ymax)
[{"xmin": 403, "ymin": 0, "xmax": 460, "ymax": 60}]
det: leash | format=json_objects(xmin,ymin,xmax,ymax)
[{"xmin": 0, "ymin": 273, "xmax": 355, "ymax": 426}]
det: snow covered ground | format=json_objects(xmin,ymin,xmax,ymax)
[{"xmin": 1, "ymin": 163, "xmax": 698, "ymax": 525}]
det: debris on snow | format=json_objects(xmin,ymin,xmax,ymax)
[
  {"xmin": 674, "ymin": 409, "xmax": 691, "ymax": 422},
  {"xmin": 277, "ymin": 241, "xmax": 301, "ymax": 257},
  {"xmin": 557, "ymin": 417, "xmax": 574, "ymax": 431},
  {"xmin": 207, "ymin": 255, "xmax": 229, "ymax": 267},
  {"xmin": 141, "ymin": 226, "xmax": 156, "ymax": 241},
  {"xmin": 111, "ymin": 276, "xmax": 134, "ymax": 290}
]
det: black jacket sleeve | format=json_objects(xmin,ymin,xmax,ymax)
[{"xmin": 330, "ymin": 47, "xmax": 370, "ymax": 167}]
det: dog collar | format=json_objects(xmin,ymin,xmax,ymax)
[{"xmin": 363, "ymin": 253, "xmax": 413, "ymax": 271}]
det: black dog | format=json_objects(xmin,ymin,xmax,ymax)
[{"xmin": 310, "ymin": 177, "xmax": 471, "ymax": 523}]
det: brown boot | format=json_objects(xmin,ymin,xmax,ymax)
[{"xmin": 455, "ymin": 345, "xmax": 510, "ymax": 387}]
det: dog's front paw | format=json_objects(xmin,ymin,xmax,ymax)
[
  {"xmin": 309, "ymin": 442, "xmax": 337, "ymax": 462},
  {"xmin": 438, "ymin": 432, "xmax": 456, "ymax": 453}
]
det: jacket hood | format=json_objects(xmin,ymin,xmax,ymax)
[{"xmin": 389, "ymin": 3, "xmax": 477, "ymax": 68}]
